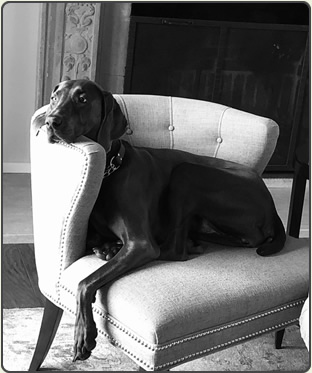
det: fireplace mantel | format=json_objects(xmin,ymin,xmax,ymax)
[{"xmin": 36, "ymin": 2, "xmax": 131, "ymax": 108}]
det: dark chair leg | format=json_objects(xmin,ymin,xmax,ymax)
[
  {"xmin": 275, "ymin": 329, "xmax": 286, "ymax": 349},
  {"xmin": 287, "ymin": 163, "xmax": 307, "ymax": 238},
  {"xmin": 29, "ymin": 298, "xmax": 63, "ymax": 371}
]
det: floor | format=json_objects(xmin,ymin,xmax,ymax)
[
  {"xmin": 3, "ymin": 173, "xmax": 33, "ymax": 244},
  {"xmin": 2, "ymin": 173, "xmax": 310, "ymax": 309}
]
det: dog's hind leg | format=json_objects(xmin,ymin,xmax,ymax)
[{"xmin": 160, "ymin": 164, "xmax": 200, "ymax": 260}]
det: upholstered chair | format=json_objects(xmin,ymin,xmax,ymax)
[{"xmin": 29, "ymin": 95, "xmax": 309, "ymax": 371}]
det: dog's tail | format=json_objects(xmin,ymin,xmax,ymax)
[{"xmin": 256, "ymin": 214, "xmax": 286, "ymax": 256}]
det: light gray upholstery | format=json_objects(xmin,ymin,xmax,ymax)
[
  {"xmin": 115, "ymin": 95, "xmax": 279, "ymax": 174},
  {"xmin": 30, "ymin": 96, "xmax": 309, "ymax": 370}
]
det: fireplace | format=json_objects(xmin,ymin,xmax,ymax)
[{"xmin": 125, "ymin": 3, "xmax": 309, "ymax": 174}]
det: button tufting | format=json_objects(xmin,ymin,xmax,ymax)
[
  {"xmin": 216, "ymin": 137, "xmax": 223, "ymax": 143},
  {"xmin": 126, "ymin": 128, "xmax": 133, "ymax": 135},
  {"xmin": 168, "ymin": 125, "xmax": 175, "ymax": 131}
]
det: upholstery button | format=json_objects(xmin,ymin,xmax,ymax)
[
  {"xmin": 168, "ymin": 125, "xmax": 175, "ymax": 131},
  {"xmin": 216, "ymin": 137, "xmax": 223, "ymax": 143},
  {"xmin": 126, "ymin": 128, "xmax": 133, "ymax": 135}
]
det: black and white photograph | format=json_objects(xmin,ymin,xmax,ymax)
[{"xmin": 2, "ymin": 2, "xmax": 310, "ymax": 371}]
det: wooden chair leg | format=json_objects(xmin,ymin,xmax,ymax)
[
  {"xmin": 275, "ymin": 328, "xmax": 285, "ymax": 349},
  {"xmin": 29, "ymin": 298, "xmax": 63, "ymax": 371},
  {"xmin": 287, "ymin": 163, "xmax": 307, "ymax": 238}
]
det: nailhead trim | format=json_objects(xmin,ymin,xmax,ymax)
[
  {"xmin": 97, "ymin": 328, "xmax": 154, "ymax": 371},
  {"xmin": 154, "ymin": 318, "xmax": 299, "ymax": 371},
  {"xmin": 49, "ymin": 286, "xmax": 303, "ymax": 371},
  {"xmin": 59, "ymin": 285, "xmax": 157, "ymax": 350},
  {"xmin": 41, "ymin": 290, "xmax": 301, "ymax": 371},
  {"xmin": 41, "ymin": 291, "xmax": 76, "ymax": 318},
  {"xmin": 95, "ymin": 298, "xmax": 304, "ymax": 353},
  {"xmin": 53, "ymin": 286, "xmax": 155, "ymax": 370},
  {"xmin": 43, "ymin": 290, "xmax": 76, "ymax": 316},
  {"xmin": 155, "ymin": 299, "xmax": 304, "ymax": 351},
  {"xmin": 92, "ymin": 306, "xmax": 157, "ymax": 351},
  {"xmin": 59, "ymin": 285, "xmax": 304, "ymax": 357},
  {"xmin": 60, "ymin": 283, "xmax": 76, "ymax": 297},
  {"xmin": 53, "ymin": 140, "xmax": 91, "ymax": 302}
]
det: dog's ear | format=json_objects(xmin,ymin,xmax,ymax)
[
  {"xmin": 32, "ymin": 112, "xmax": 46, "ymax": 136},
  {"xmin": 97, "ymin": 91, "xmax": 127, "ymax": 152}
]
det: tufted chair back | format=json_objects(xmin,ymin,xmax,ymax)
[{"xmin": 115, "ymin": 95, "xmax": 279, "ymax": 174}]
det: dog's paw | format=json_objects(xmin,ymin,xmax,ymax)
[
  {"xmin": 73, "ymin": 318, "xmax": 98, "ymax": 362},
  {"xmin": 93, "ymin": 240, "xmax": 123, "ymax": 261}
]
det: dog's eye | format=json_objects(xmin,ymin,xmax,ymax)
[{"xmin": 78, "ymin": 95, "xmax": 87, "ymax": 104}]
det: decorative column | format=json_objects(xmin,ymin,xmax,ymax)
[
  {"xmin": 95, "ymin": 3, "xmax": 131, "ymax": 93},
  {"xmin": 62, "ymin": 3, "xmax": 100, "ymax": 81},
  {"xmin": 36, "ymin": 3, "xmax": 130, "ymax": 107}
]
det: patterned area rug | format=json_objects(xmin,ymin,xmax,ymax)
[{"xmin": 2, "ymin": 308, "xmax": 309, "ymax": 371}]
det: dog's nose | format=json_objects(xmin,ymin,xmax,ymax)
[{"xmin": 46, "ymin": 115, "xmax": 62, "ymax": 128}]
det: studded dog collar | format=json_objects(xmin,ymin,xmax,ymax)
[{"xmin": 104, "ymin": 140, "xmax": 125, "ymax": 178}]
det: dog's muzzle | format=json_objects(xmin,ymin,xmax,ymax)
[{"xmin": 45, "ymin": 115, "xmax": 62, "ymax": 129}]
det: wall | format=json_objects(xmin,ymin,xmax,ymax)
[{"xmin": 3, "ymin": 3, "xmax": 40, "ymax": 172}]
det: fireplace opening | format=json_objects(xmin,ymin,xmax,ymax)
[{"xmin": 125, "ymin": 3, "xmax": 309, "ymax": 174}]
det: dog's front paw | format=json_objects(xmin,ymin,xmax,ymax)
[
  {"xmin": 73, "ymin": 285, "xmax": 98, "ymax": 362},
  {"xmin": 73, "ymin": 314, "xmax": 98, "ymax": 362}
]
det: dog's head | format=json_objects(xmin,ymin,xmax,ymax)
[{"xmin": 42, "ymin": 79, "xmax": 127, "ymax": 151}]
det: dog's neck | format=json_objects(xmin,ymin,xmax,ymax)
[
  {"xmin": 104, "ymin": 140, "xmax": 125, "ymax": 178},
  {"xmin": 85, "ymin": 124, "xmax": 101, "ymax": 144}
]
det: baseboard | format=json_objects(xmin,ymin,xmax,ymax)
[
  {"xmin": 3, "ymin": 163, "xmax": 31, "ymax": 173},
  {"xmin": 299, "ymin": 228, "xmax": 310, "ymax": 238},
  {"xmin": 263, "ymin": 178, "xmax": 293, "ymax": 188}
]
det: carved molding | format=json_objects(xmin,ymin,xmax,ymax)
[
  {"xmin": 36, "ymin": 2, "xmax": 130, "ymax": 107},
  {"xmin": 62, "ymin": 3, "xmax": 99, "ymax": 81}
]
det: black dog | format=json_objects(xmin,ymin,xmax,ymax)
[{"xmin": 34, "ymin": 79, "xmax": 286, "ymax": 361}]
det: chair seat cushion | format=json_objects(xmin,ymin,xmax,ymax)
[{"xmin": 58, "ymin": 236, "xmax": 309, "ymax": 370}]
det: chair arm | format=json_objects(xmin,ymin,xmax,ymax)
[{"xmin": 30, "ymin": 107, "xmax": 106, "ymax": 301}]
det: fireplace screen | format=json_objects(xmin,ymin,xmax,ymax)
[{"xmin": 125, "ymin": 17, "xmax": 309, "ymax": 173}]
